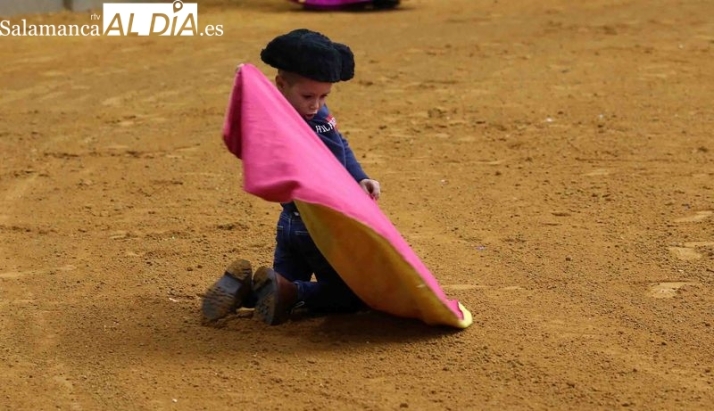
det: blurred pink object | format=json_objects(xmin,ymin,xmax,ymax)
[{"xmin": 288, "ymin": 0, "xmax": 400, "ymax": 10}]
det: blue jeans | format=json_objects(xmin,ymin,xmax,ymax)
[{"xmin": 273, "ymin": 211, "xmax": 365, "ymax": 313}]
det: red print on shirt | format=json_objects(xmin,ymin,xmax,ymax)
[{"xmin": 326, "ymin": 114, "xmax": 338, "ymax": 130}]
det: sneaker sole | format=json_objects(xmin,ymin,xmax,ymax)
[{"xmin": 201, "ymin": 259, "xmax": 252, "ymax": 321}]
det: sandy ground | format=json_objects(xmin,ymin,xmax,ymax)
[{"xmin": 1, "ymin": 0, "xmax": 713, "ymax": 409}]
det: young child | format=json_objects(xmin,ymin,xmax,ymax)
[{"xmin": 202, "ymin": 29, "xmax": 381, "ymax": 326}]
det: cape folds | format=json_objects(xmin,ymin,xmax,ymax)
[{"xmin": 222, "ymin": 64, "xmax": 472, "ymax": 329}]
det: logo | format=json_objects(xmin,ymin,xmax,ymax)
[
  {"xmin": 0, "ymin": 1, "xmax": 223, "ymax": 37},
  {"xmin": 103, "ymin": 0, "xmax": 221, "ymax": 36},
  {"xmin": 314, "ymin": 114, "xmax": 338, "ymax": 134},
  {"xmin": 102, "ymin": 1, "xmax": 222, "ymax": 36}
]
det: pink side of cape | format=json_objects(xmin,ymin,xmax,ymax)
[{"xmin": 222, "ymin": 64, "xmax": 464, "ymax": 322}]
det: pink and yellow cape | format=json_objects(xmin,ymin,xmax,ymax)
[{"xmin": 222, "ymin": 64, "xmax": 472, "ymax": 329}]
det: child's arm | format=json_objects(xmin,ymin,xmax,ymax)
[
  {"xmin": 340, "ymin": 134, "xmax": 368, "ymax": 182},
  {"xmin": 340, "ymin": 134, "xmax": 381, "ymax": 200}
]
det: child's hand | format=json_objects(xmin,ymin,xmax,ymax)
[{"xmin": 359, "ymin": 179, "xmax": 381, "ymax": 201}]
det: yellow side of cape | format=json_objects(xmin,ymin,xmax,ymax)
[{"xmin": 294, "ymin": 200, "xmax": 473, "ymax": 329}]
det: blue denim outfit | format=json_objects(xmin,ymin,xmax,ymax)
[
  {"xmin": 273, "ymin": 104, "xmax": 368, "ymax": 312},
  {"xmin": 273, "ymin": 212, "xmax": 364, "ymax": 312}
]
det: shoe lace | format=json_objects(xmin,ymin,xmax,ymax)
[{"xmin": 290, "ymin": 300, "xmax": 306, "ymax": 315}]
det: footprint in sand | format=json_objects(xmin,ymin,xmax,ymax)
[
  {"xmin": 647, "ymin": 282, "xmax": 697, "ymax": 299},
  {"xmin": 0, "ymin": 264, "xmax": 76, "ymax": 279},
  {"xmin": 684, "ymin": 241, "xmax": 714, "ymax": 248},
  {"xmin": 674, "ymin": 211, "xmax": 712, "ymax": 223},
  {"xmin": 442, "ymin": 284, "xmax": 486, "ymax": 291},
  {"xmin": 39, "ymin": 91, "xmax": 67, "ymax": 101},
  {"xmin": 585, "ymin": 169, "xmax": 610, "ymax": 176},
  {"xmin": 668, "ymin": 247, "xmax": 703, "ymax": 261},
  {"xmin": 101, "ymin": 95, "xmax": 124, "ymax": 107},
  {"xmin": 0, "ymin": 271, "xmax": 25, "ymax": 279},
  {"xmin": 668, "ymin": 241, "xmax": 714, "ymax": 261},
  {"xmin": 441, "ymin": 284, "xmax": 522, "ymax": 291},
  {"xmin": 101, "ymin": 91, "xmax": 138, "ymax": 107}
]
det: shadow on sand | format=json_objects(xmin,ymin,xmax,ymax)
[{"xmin": 56, "ymin": 296, "xmax": 465, "ymax": 361}]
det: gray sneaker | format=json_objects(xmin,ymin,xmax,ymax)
[{"xmin": 201, "ymin": 259, "xmax": 254, "ymax": 321}]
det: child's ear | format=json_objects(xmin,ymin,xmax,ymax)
[{"xmin": 275, "ymin": 75, "xmax": 285, "ymax": 91}]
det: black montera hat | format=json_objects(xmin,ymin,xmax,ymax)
[{"xmin": 260, "ymin": 29, "xmax": 355, "ymax": 83}]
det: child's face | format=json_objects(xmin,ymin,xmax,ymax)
[{"xmin": 276, "ymin": 74, "xmax": 332, "ymax": 120}]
